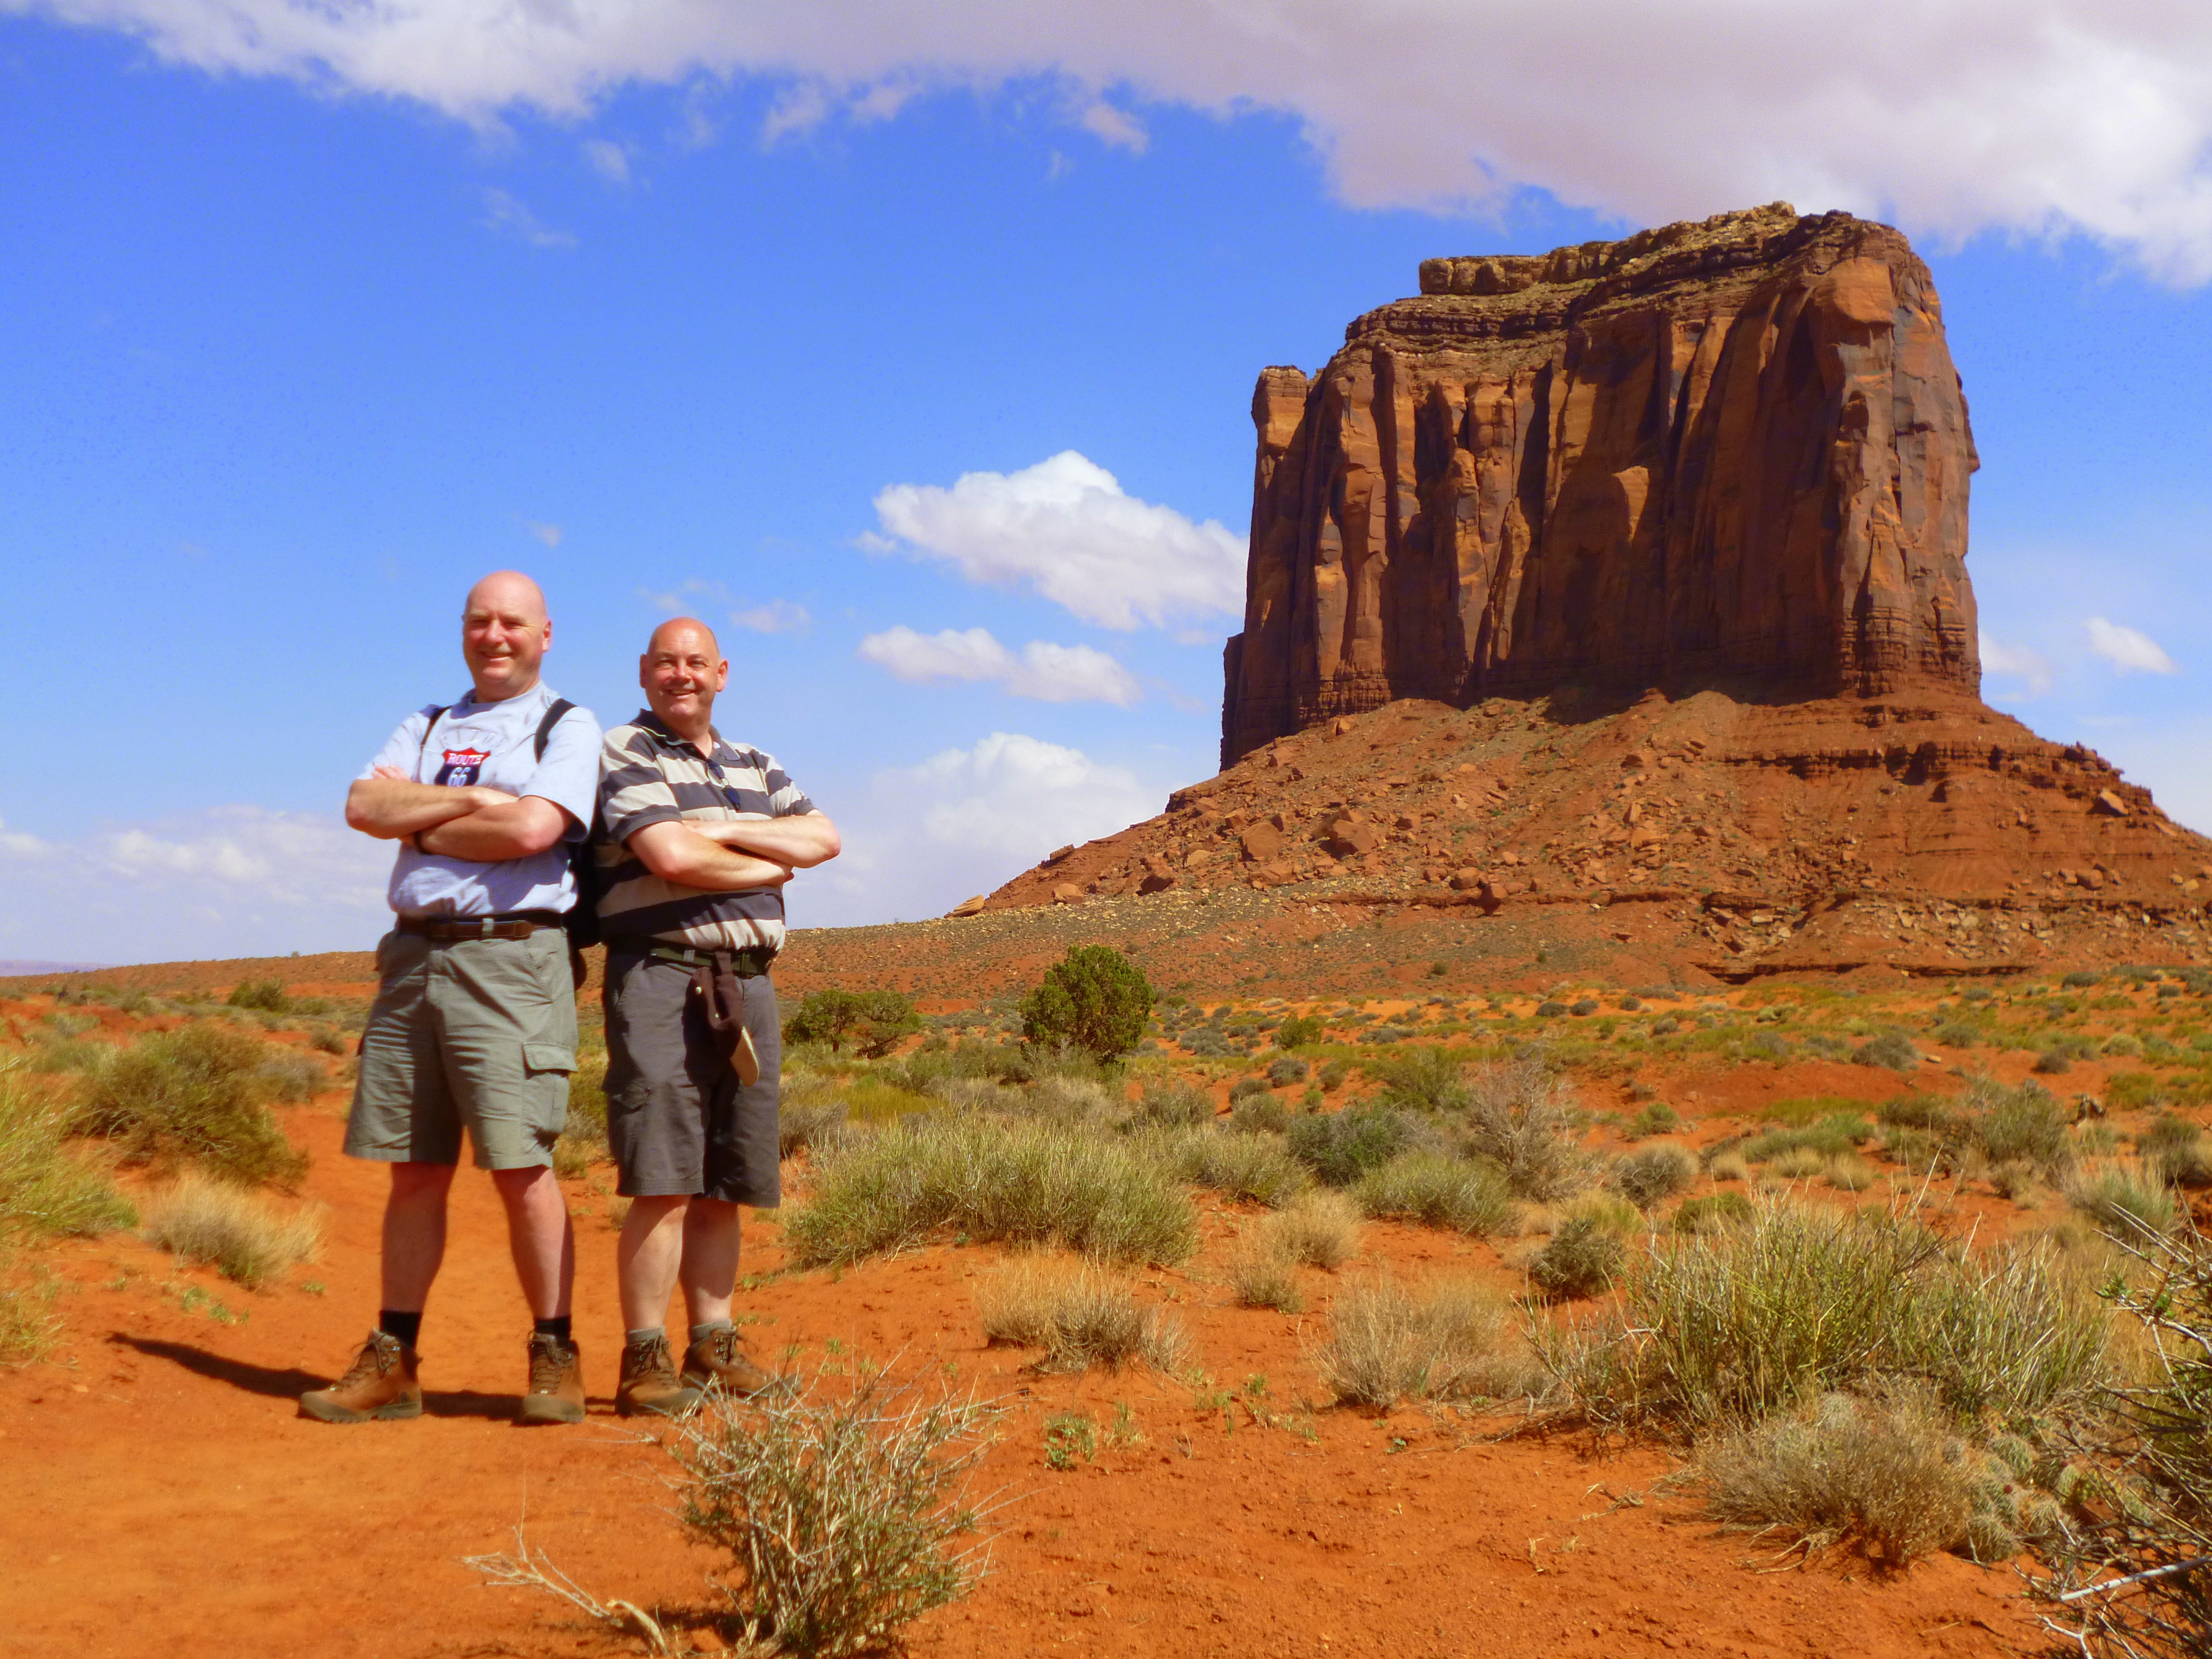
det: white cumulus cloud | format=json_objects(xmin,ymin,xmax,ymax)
[
  {"xmin": 731, "ymin": 599, "xmax": 811, "ymax": 635},
  {"xmin": 0, "ymin": 805, "xmax": 396, "ymax": 962},
  {"xmin": 2086, "ymin": 616, "xmax": 2178, "ymax": 674},
  {"xmin": 1978, "ymin": 631, "xmax": 2053, "ymax": 695},
  {"xmin": 858, "ymin": 625, "xmax": 1140, "ymax": 704},
  {"xmin": 868, "ymin": 451, "xmax": 1243, "ymax": 631},
  {"xmin": 804, "ymin": 731, "xmax": 1162, "ymax": 921},
  {"xmin": 12, "ymin": 2, "xmax": 2212, "ymax": 279}
]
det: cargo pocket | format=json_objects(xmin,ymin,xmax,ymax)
[{"xmin": 523, "ymin": 1043, "xmax": 578, "ymax": 1138}]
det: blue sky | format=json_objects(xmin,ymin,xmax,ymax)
[{"xmin": 1, "ymin": 6, "xmax": 2209, "ymax": 964}]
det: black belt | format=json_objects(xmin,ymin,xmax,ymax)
[
  {"xmin": 396, "ymin": 910, "xmax": 564, "ymax": 943},
  {"xmin": 634, "ymin": 942, "xmax": 775, "ymax": 978}
]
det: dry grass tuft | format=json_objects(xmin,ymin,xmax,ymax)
[
  {"xmin": 140, "ymin": 1170, "xmax": 323, "ymax": 1288},
  {"xmin": 1700, "ymin": 1389, "xmax": 1982, "ymax": 1566},
  {"xmin": 2065, "ymin": 1161, "xmax": 2178, "ymax": 1239},
  {"xmin": 662, "ymin": 1364, "xmax": 1004, "ymax": 1656},
  {"xmin": 1227, "ymin": 1243, "xmax": 1303, "ymax": 1312},
  {"xmin": 1265, "ymin": 1190, "xmax": 1363, "ymax": 1269},
  {"xmin": 1311, "ymin": 1273, "xmax": 1514, "ymax": 1408},
  {"xmin": 1611, "ymin": 1142, "xmax": 1698, "ymax": 1208},
  {"xmin": 1351, "ymin": 1152, "xmax": 1511, "ymax": 1235},
  {"xmin": 975, "ymin": 1256, "xmax": 1189, "ymax": 1374}
]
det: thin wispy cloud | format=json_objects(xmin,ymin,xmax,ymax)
[
  {"xmin": 582, "ymin": 138, "xmax": 631, "ymax": 184},
  {"xmin": 865, "ymin": 450, "xmax": 1243, "ymax": 631},
  {"xmin": 2086, "ymin": 616, "xmax": 2178, "ymax": 674},
  {"xmin": 522, "ymin": 518, "xmax": 563, "ymax": 548},
  {"xmin": 481, "ymin": 187, "xmax": 576, "ymax": 249},
  {"xmin": 637, "ymin": 580, "xmax": 811, "ymax": 637},
  {"xmin": 859, "ymin": 625, "xmax": 1141, "ymax": 704},
  {"xmin": 1078, "ymin": 100, "xmax": 1146, "ymax": 154},
  {"xmin": 19, "ymin": 3, "xmax": 2212, "ymax": 280},
  {"xmin": 1978, "ymin": 631, "xmax": 2054, "ymax": 695},
  {"xmin": 732, "ymin": 599, "xmax": 811, "ymax": 635}
]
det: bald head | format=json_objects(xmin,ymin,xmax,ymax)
[
  {"xmin": 639, "ymin": 615, "xmax": 730, "ymax": 746},
  {"xmin": 460, "ymin": 570, "xmax": 553, "ymax": 703}
]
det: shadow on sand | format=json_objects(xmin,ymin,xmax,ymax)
[{"xmin": 110, "ymin": 1334, "xmax": 517, "ymax": 1420}]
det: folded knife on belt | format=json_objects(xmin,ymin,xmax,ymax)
[{"xmin": 689, "ymin": 958, "xmax": 762, "ymax": 1087}]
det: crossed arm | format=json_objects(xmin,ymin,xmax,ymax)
[
  {"xmin": 344, "ymin": 769, "xmax": 572, "ymax": 862},
  {"xmin": 625, "ymin": 811, "xmax": 839, "ymax": 893}
]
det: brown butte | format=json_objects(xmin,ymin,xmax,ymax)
[{"xmin": 957, "ymin": 206, "xmax": 2212, "ymax": 984}]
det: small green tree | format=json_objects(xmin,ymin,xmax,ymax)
[
  {"xmin": 784, "ymin": 989, "xmax": 919, "ymax": 1058},
  {"xmin": 1018, "ymin": 946, "xmax": 1152, "ymax": 1063}
]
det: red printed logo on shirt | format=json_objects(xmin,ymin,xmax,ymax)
[{"xmin": 435, "ymin": 749, "xmax": 491, "ymax": 788}]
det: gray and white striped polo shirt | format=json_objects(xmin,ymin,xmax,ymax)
[{"xmin": 594, "ymin": 711, "xmax": 817, "ymax": 953}]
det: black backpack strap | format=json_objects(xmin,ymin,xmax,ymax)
[
  {"xmin": 534, "ymin": 697, "xmax": 576, "ymax": 761},
  {"xmin": 415, "ymin": 706, "xmax": 447, "ymax": 777}
]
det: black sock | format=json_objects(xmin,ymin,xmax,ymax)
[
  {"xmin": 377, "ymin": 1310, "xmax": 422, "ymax": 1349},
  {"xmin": 534, "ymin": 1315, "xmax": 573, "ymax": 1345}
]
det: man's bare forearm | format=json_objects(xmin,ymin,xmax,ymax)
[
  {"xmin": 628, "ymin": 821, "xmax": 794, "ymax": 892},
  {"xmin": 690, "ymin": 813, "xmax": 841, "ymax": 868},
  {"xmin": 416, "ymin": 797, "xmax": 572, "ymax": 863},
  {"xmin": 346, "ymin": 776, "xmax": 515, "ymax": 839}
]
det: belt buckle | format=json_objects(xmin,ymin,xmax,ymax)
[{"xmin": 478, "ymin": 917, "xmax": 496, "ymax": 938}]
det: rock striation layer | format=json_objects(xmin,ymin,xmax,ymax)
[{"xmin": 1222, "ymin": 204, "xmax": 1980, "ymax": 765}]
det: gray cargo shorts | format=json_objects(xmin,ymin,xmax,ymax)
[
  {"xmin": 344, "ymin": 926, "xmax": 578, "ymax": 1170},
  {"xmin": 601, "ymin": 947, "xmax": 781, "ymax": 1205}
]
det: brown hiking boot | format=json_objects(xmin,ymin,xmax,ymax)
[
  {"xmin": 683, "ymin": 1324, "xmax": 773, "ymax": 1397},
  {"xmin": 616, "ymin": 1333, "xmax": 704, "ymax": 1418},
  {"xmin": 300, "ymin": 1330, "xmax": 421, "ymax": 1423},
  {"xmin": 519, "ymin": 1332, "xmax": 586, "ymax": 1424}
]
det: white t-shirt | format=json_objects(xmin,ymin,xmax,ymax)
[{"xmin": 360, "ymin": 682, "xmax": 602, "ymax": 918}]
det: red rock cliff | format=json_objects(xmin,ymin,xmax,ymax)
[{"xmin": 1222, "ymin": 204, "xmax": 1981, "ymax": 765}]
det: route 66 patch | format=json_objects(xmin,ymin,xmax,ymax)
[{"xmin": 435, "ymin": 747, "xmax": 491, "ymax": 787}]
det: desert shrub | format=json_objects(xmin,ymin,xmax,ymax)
[
  {"xmin": 226, "ymin": 979, "xmax": 289, "ymax": 1013},
  {"xmin": 779, "ymin": 1099, "xmax": 850, "ymax": 1159},
  {"xmin": 255, "ymin": 1051, "xmax": 322, "ymax": 1105},
  {"xmin": 0, "ymin": 1067, "xmax": 132, "ymax": 1240},
  {"xmin": 1227, "ymin": 1242, "xmax": 1303, "ymax": 1312},
  {"xmin": 1674, "ymin": 1191, "xmax": 1755, "ymax": 1234},
  {"xmin": 1741, "ymin": 1115, "xmax": 1872, "ymax": 1165},
  {"xmin": 1700, "ymin": 1389, "xmax": 1989, "ymax": 1565},
  {"xmin": 2065, "ymin": 1163, "xmax": 2177, "ymax": 1238},
  {"xmin": 1879, "ymin": 1094, "xmax": 1956, "ymax": 1133},
  {"xmin": 1022, "ymin": 1074, "xmax": 1117, "ymax": 1129},
  {"xmin": 2107, "ymin": 1070, "xmax": 2169, "ymax": 1111},
  {"xmin": 1262, "ymin": 1189, "xmax": 1362, "ymax": 1269},
  {"xmin": 140, "ymin": 1171, "xmax": 323, "ymax": 1289},
  {"xmin": 1536, "ymin": 1000, "xmax": 1567, "ymax": 1018},
  {"xmin": 661, "ymin": 1367, "xmax": 1001, "ymax": 1657},
  {"xmin": 1823, "ymin": 1154, "xmax": 1877, "ymax": 1191},
  {"xmin": 1854, "ymin": 1030, "xmax": 1923, "ymax": 1073},
  {"xmin": 1317, "ymin": 1061, "xmax": 1347, "ymax": 1091},
  {"xmin": 1707, "ymin": 1151, "xmax": 1751, "ymax": 1184},
  {"xmin": 1367, "ymin": 1045, "xmax": 1466, "ymax": 1114},
  {"xmin": 1460, "ymin": 1059, "xmax": 1592, "ymax": 1202},
  {"xmin": 1570, "ymin": 998, "xmax": 1599, "ymax": 1017},
  {"xmin": 975, "ymin": 1257, "xmax": 1187, "ymax": 1373},
  {"xmin": 1313, "ymin": 1274, "xmax": 1512, "ymax": 1408},
  {"xmin": 2140, "ymin": 1117, "xmax": 2212, "ymax": 1189},
  {"xmin": 1018, "ymin": 946, "xmax": 1152, "ymax": 1062},
  {"xmin": 1767, "ymin": 1147, "xmax": 1828, "ymax": 1180},
  {"xmin": 787, "ymin": 1116, "xmax": 1196, "ymax": 1267},
  {"xmin": 1161, "ymin": 1127, "xmax": 1308, "ymax": 1207},
  {"xmin": 1965, "ymin": 1078, "xmax": 2072, "ymax": 1172},
  {"xmin": 1130, "ymin": 1081, "xmax": 1212, "ymax": 1129},
  {"xmin": 1528, "ymin": 1216, "xmax": 1624, "ymax": 1299},
  {"xmin": 2061, "ymin": 970, "xmax": 2103, "ymax": 988},
  {"xmin": 308, "ymin": 1024, "xmax": 348, "ymax": 1056},
  {"xmin": 1627, "ymin": 1101, "xmax": 1682, "ymax": 1139},
  {"xmin": 1286, "ymin": 1107, "xmax": 1418, "ymax": 1188},
  {"xmin": 2043, "ymin": 1228, "xmax": 2212, "ymax": 1657},
  {"xmin": 1352, "ymin": 1153, "xmax": 1511, "ymax": 1235},
  {"xmin": 1266, "ymin": 1056, "xmax": 1310, "ymax": 1087},
  {"xmin": 1988, "ymin": 1160, "xmax": 2041, "ymax": 1202},
  {"xmin": 1539, "ymin": 1200, "xmax": 2107, "ymax": 1431},
  {"xmin": 1611, "ymin": 1142, "xmax": 1697, "ymax": 1209},
  {"xmin": 2033, "ymin": 1050, "xmax": 2073, "ymax": 1076},
  {"xmin": 72, "ymin": 1023, "xmax": 308, "ymax": 1186},
  {"xmin": 2103, "ymin": 1034, "xmax": 2146, "ymax": 1061},
  {"xmin": 1227, "ymin": 1094, "xmax": 1292, "ymax": 1136},
  {"xmin": 1274, "ymin": 1016, "xmax": 1322, "ymax": 1048},
  {"xmin": 1930, "ymin": 1021, "xmax": 1984, "ymax": 1050},
  {"xmin": 784, "ymin": 989, "xmax": 921, "ymax": 1058}
]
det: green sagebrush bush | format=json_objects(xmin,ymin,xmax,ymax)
[
  {"xmin": 1018, "ymin": 946, "xmax": 1153, "ymax": 1062},
  {"xmin": 1351, "ymin": 1153, "xmax": 1512, "ymax": 1236},
  {"xmin": 1286, "ymin": 1107, "xmax": 1419, "ymax": 1187},
  {"xmin": 786, "ymin": 1115, "xmax": 1196, "ymax": 1267},
  {"xmin": 72, "ymin": 1022, "xmax": 308, "ymax": 1186},
  {"xmin": 0, "ymin": 1064, "xmax": 132, "ymax": 1240},
  {"xmin": 1528, "ymin": 1216, "xmax": 1625, "ymax": 1299}
]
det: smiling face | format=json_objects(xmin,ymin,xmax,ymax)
[
  {"xmin": 639, "ymin": 617, "xmax": 729, "ymax": 743},
  {"xmin": 460, "ymin": 571, "xmax": 551, "ymax": 702}
]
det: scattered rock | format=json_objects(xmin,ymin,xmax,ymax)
[{"xmin": 947, "ymin": 895, "xmax": 987, "ymax": 918}]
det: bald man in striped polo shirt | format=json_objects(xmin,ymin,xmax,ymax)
[{"xmin": 594, "ymin": 615, "xmax": 840, "ymax": 1416}]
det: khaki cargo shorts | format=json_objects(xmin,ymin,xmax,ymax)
[{"xmin": 345, "ymin": 926, "xmax": 577, "ymax": 1170}]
